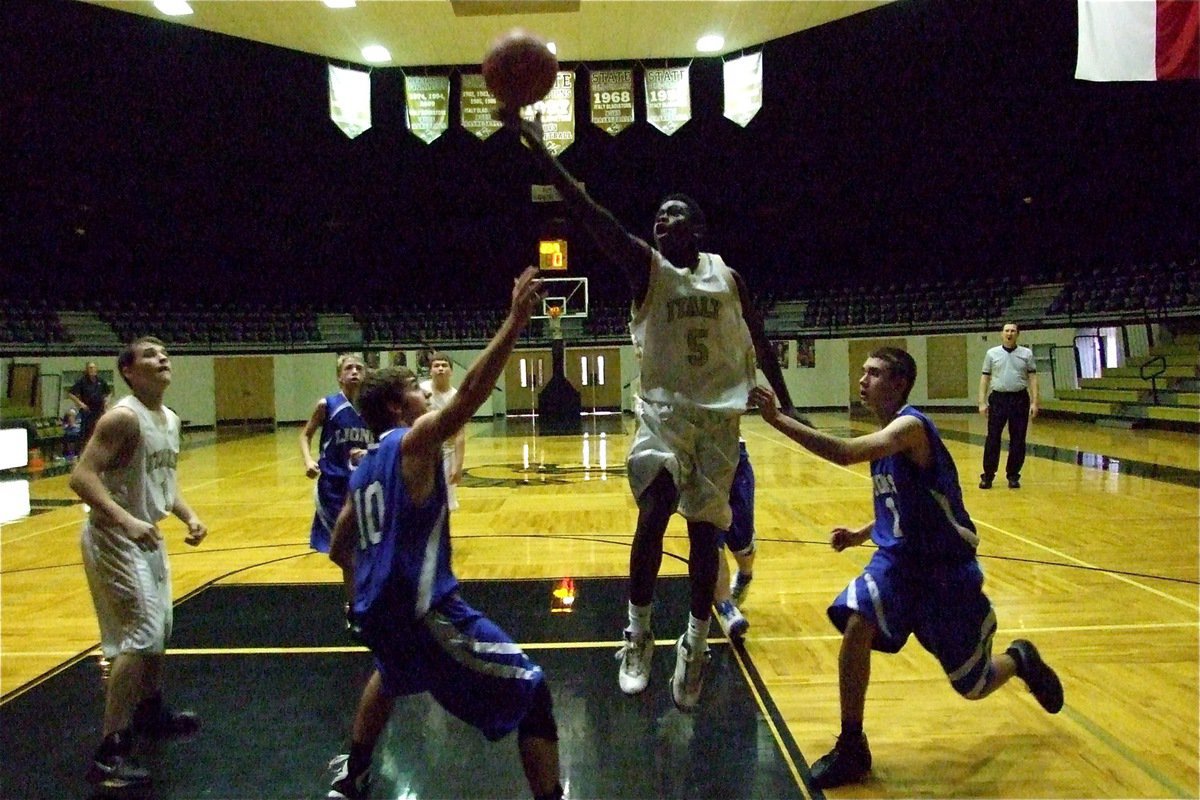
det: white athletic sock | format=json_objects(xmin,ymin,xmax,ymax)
[{"xmin": 627, "ymin": 602, "xmax": 652, "ymax": 636}]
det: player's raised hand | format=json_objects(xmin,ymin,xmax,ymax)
[{"xmin": 510, "ymin": 266, "xmax": 544, "ymax": 325}]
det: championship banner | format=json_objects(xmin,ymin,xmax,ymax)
[
  {"xmin": 460, "ymin": 73, "xmax": 503, "ymax": 141},
  {"xmin": 404, "ymin": 74, "xmax": 450, "ymax": 144},
  {"xmin": 644, "ymin": 66, "xmax": 691, "ymax": 135},
  {"xmin": 723, "ymin": 52, "xmax": 763, "ymax": 127},
  {"xmin": 590, "ymin": 69, "xmax": 634, "ymax": 136},
  {"xmin": 520, "ymin": 70, "xmax": 575, "ymax": 155},
  {"xmin": 328, "ymin": 64, "xmax": 371, "ymax": 139}
]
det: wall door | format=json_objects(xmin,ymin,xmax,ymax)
[
  {"xmin": 214, "ymin": 356, "xmax": 275, "ymax": 424},
  {"xmin": 568, "ymin": 346, "xmax": 622, "ymax": 410},
  {"xmin": 503, "ymin": 349, "xmax": 552, "ymax": 414}
]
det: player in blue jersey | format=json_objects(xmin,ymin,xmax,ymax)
[
  {"xmin": 299, "ymin": 354, "xmax": 372, "ymax": 552},
  {"xmin": 326, "ymin": 267, "xmax": 562, "ymax": 800},
  {"xmin": 750, "ymin": 347, "xmax": 1063, "ymax": 790}
]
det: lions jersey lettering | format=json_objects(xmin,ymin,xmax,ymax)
[
  {"xmin": 870, "ymin": 406, "xmax": 979, "ymax": 561},
  {"xmin": 318, "ymin": 393, "xmax": 371, "ymax": 481}
]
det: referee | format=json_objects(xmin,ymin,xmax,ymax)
[{"xmin": 978, "ymin": 322, "xmax": 1039, "ymax": 489}]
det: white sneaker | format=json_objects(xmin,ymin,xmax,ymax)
[
  {"xmin": 328, "ymin": 754, "xmax": 370, "ymax": 799},
  {"xmin": 715, "ymin": 600, "xmax": 749, "ymax": 641},
  {"xmin": 670, "ymin": 635, "xmax": 709, "ymax": 712},
  {"xmin": 616, "ymin": 629, "xmax": 653, "ymax": 695},
  {"xmin": 730, "ymin": 573, "xmax": 752, "ymax": 605}
]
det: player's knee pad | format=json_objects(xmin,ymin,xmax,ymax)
[{"xmin": 517, "ymin": 679, "xmax": 558, "ymax": 742}]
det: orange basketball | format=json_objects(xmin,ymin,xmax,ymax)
[{"xmin": 482, "ymin": 29, "xmax": 558, "ymax": 109}]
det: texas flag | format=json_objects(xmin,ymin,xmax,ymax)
[{"xmin": 1076, "ymin": 0, "xmax": 1200, "ymax": 80}]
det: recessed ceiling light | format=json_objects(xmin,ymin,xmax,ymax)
[
  {"xmin": 323, "ymin": 0, "xmax": 357, "ymax": 8},
  {"xmin": 153, "ymin": 0, "xmax": 193, "ymax": 16},
  {"xmin": 361, "ymin": 44, "xmax": 392, "ymax": 63},
  {"xmin": 696, "ymin": 34, "xmax": 724, "ymax": 53}
]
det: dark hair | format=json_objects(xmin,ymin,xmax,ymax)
[
  {"xmin": 658, "ymin": 192, "xmax": 707, "ymax": 232},
  {"xmin": 428, "ymin": 352, "xmax": 452, "ymax": 368},
  {"xmin": 869, "ymin": 347, "xmax": 917, "ymax": 401},
  {"xmin": 116, "ymin": 336, "xmax": 167, "ymax": 387},
  {"xmin": 359, "ymin": 366, "xmax": 417, "ymax": 437}
]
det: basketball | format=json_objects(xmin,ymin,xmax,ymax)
[{"xmin": 482, "ymin": 29, "xmax": 558, "ymax": 109}]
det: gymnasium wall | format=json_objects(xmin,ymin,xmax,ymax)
[{"xmin": 0, "ymin": 325, "xmax": 1084, "ymax": 428}]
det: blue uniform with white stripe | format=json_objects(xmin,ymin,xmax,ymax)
[
  {"xmin": 349, "ymin": 427, "xmax": 544, "ymax": 740},
  {"xmin": 828, "ymin": 406, "xmax": 999, "ymax": 699},
  {"xmin": 310, "ymin": 392, "xmax": 371, "ymax": 552}
]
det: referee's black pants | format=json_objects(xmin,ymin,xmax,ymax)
[{"xmin": 982, "ymin": 389, "xmax": 1030, "ymax": 481}]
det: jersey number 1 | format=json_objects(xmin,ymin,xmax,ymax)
[{"xmin": 354, "ymin": 482, "xmax": 386, "ymax": 549}]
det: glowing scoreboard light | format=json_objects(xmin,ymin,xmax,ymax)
[{"xmin": 539, "ymin": 239, "xmax": 568, "ymax": 271}]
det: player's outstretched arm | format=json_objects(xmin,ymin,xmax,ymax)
[
  {"xmin": 750, "ymin": 385, "xmax": 926, "ymax": 466},
  {"xmin": 406, "ymin": 267, "xmax": 542, "ymax": 459},
  {"xmin": 503, "ymin": 112, "xmax": 649, "ymax": 296},
  {"xmin": 731, "ymin": 269, "xmax": 804, "ymax": 422}
]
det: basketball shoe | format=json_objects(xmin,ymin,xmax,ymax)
[
  {"xmin": 328, "ymin": 754, "xmax": 370, "ymax": 800},
  {"xmin": 670, "ymin": 635, "xmax": 710, "ymax": 712},
  {"xmin": 131, "ymin": 693, "xmax": 201, "ymax": 740},
  {"xmin": 730, "ymin": 572, "xmax": 753, "ymax": 605},
  {"xmin": 715, "ymin": 600, "xmax": 749, "ymax": 641},
  {"xmin": 616, "ymin": 628, "xmax": 653, "ymax": 695},
  {"xmin": 86, "ymin": 731, "xmax": 150, "ymax": 791},
  {"xmin": 1007, "ymin": 639, "xmax": 1063, "ymax": 713},
  {"xmin": 810, "ymin": 732, "xmax": 872, "ymax": 789}
]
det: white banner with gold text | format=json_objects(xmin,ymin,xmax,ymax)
[
  {"xmin": 723, "ymin": 52, "xmax": 762, "ymax": 127},
  {"xmin": 328, "ymin": 65, "xmax": 371, "ymax": 139},
  {"xmin": 460, "ymin": 74, "xmax": 503, "ymax": 141},
  {"xmin": 644, "ymin": 66, "xmax": 691, "ymax": 135},
  {"xmin": 590, "ymin": 69, "xmax": 634, "ymax": 136},
  {"xmin": 520, "ymin": 71, "xmax": 575, "ymax": 155},
  {"xmin": 405, "ymin": 75, "xmax": 450, "ymax": 144}
]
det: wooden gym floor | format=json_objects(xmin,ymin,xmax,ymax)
[{"xmin": 1, "ymin": 411, "xmax": 1197, "ymax": 798}]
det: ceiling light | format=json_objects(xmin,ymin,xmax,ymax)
[
  {"xmin": 361, "ymin": 44, "xmax": 391, "ymax": 63},
  {"xmin": 153, "ymin": 0, "xmax": 193, "ymax": 16},
  {"xmin": 696, "ymin": 34, "xmax": 724, "ymax": 53},
  {"xmin": 322, "ymin": 0, "xmax": 357, "ymax": 8},
  {"xmin": 546, "ymin": 41, "xmax": 557, "ymax": 55}
]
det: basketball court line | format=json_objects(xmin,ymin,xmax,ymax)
[{"xmin": 742, "ymin": 428, "xmax": 1200, "ymax": 610}]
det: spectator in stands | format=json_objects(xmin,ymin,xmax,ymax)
[
  {"xmin": 978, "ymin": 322, "xmax": 1039, "ymax": 489},
  {"xmin": 69, "ymin": 362, "xmax": 112, "ymax": 450}
]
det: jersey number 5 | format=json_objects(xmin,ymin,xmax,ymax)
[{"xmin": 687, "ymin": 328, "xmax": 709, "ymax": 366}]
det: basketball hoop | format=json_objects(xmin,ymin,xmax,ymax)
[{"xmin": 547, "ymin": 304, "xmax": 563, "ymax": 339}]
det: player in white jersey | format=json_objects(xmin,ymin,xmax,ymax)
[
  {"xmin": 70, "ymin": 337, "xmax": 208, "ymax": 792},
  {"xmin": 506, "ymin": 113, "xmax": 800, "ymax": 711},
  {"xmin": 418, "ymin": 352, "xmax": 466, "ymax": 511}
]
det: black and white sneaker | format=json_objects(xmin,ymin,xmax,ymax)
[
  {"xmin": 86, "ymin": 752, "xmax": 151, "ymax": 791},
  {"xmin": 1007, "ymin": 639, "xmax": 1063, "ymax": 713},
  {"xmin": 809, "ymin": 732, "xmax": 871, "ymax": 789},
  {"xmin": 328, "ymin": 754, "xmax": 371, "ymax": 799}
]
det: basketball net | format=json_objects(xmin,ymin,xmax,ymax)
[{"xmin": 547, "ymin": 305, "xmax": 563, "ymax": 340}]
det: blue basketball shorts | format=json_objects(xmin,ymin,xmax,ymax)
[
  {"xmin": 369, "ymin": 594, "xmax": 545, "ymax": 741},
  {"xmin": 828, "ymin": 548, "xmax": 999, "ymax": 698},
  {"xmin": 309, "ymin": 476, "xmax": 348, "ymax": 553},
  {"xmin": 718, "ymin": 441, "xmax": 755, "ymax": 555}
]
